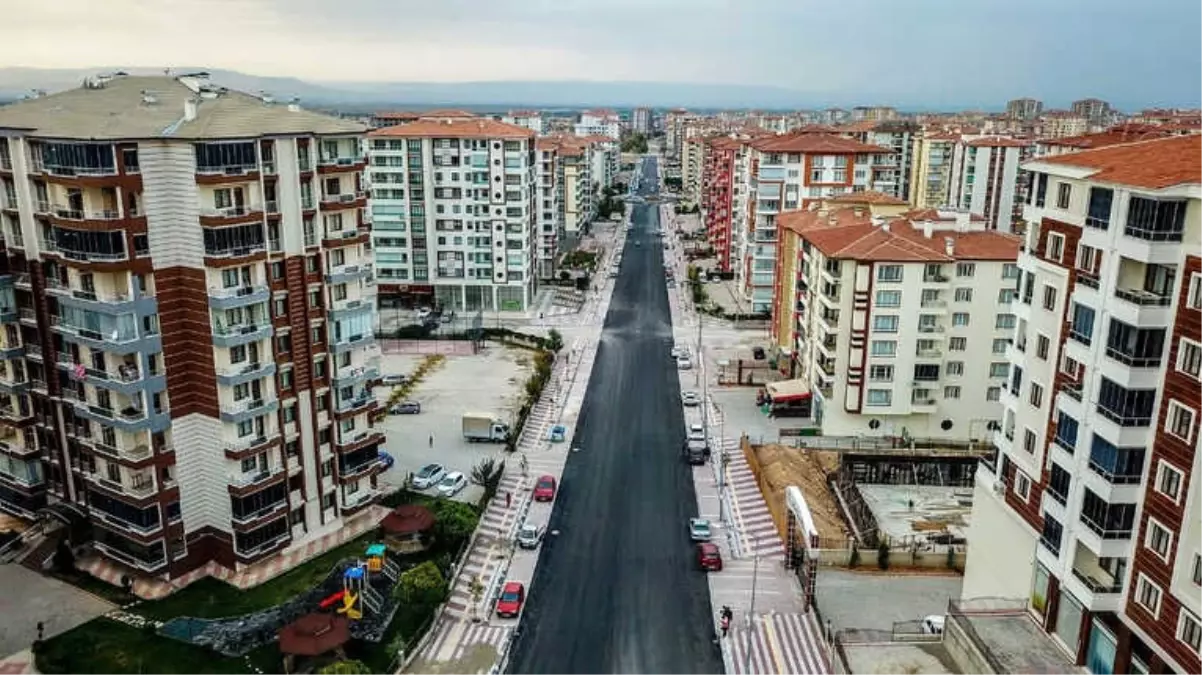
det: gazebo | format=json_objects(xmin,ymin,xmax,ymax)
[
  {"xmin": 380, "ymin": 504, "xmax": 435, "ymax": 554},
  {"xmin": 278, "ymin": 612, "xmax": 351, "ymax": 674}
]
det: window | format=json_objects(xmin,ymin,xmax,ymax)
[
  {"xmin": 1056, "ymin": 182, "xmax": 1071, "ymax": 209},
  {"xmin": 995, "ymin": 313, "xmax": 1016, "ymax": 329},
  {"xmin": 944, "ymin": 386, "xmax": 961, "ymax": 399},
  {"xmin": 952, "ymin": 312, "xmax": 970, "ymax": 326},
  {"xmin": 1036, "ymin": 335, "xmax": 1050, "ymax": 360},
  {"xmin": 866, "ymin": 390, "xmax": 892, "ymax": 406},
  {"xmin": 992, "ymin": 338, "xmax": 1009, "ymax": 354},
  {"xmin": 871, "ymin": 341, "xmax": 896, "ymax": 357},
  {"xmin": 989, "ymin": 362, "xmax": 1010, "ymax": 377},
  {"xmin": 1179, "ymin": 611, "xmax": 1201, "ymax": 653},
  {"xmin": 1029, "ymin": 382, "xmax": 1044, "ymax": 408},
  {"xmin": 1023, "ymin": 428, "xmax": 1038, "ymax": 454},
  {"xmin": 1042, "ymin": 285, "xmax": 1057, "ymax": 311},
  {"xmin": 949, "ymin": 337, "xmax": 967, "ymax": 351},
  {"xmin": 956, "ymin": 262, "xmax": 975, "ymax": 278},
  {"xmin": 1015, "ymin": 472, "xmax": 1031, "ymax": 500},
  {"xmin": 954, "ymin": 288, "xmax": 973, "ymax": 302},
  {"xmin": 274, "ymin": 299, "xmax": 287, "ymax": 317},
  {"xmin": 1002, "ymin": 263, "xmax": 1020, "ymax": 279},
  {"xmin": 946, "ymin": 361, "xmax": 964, "ymax": 376},
  {"xmin": 1086, "ymin": 187, "xmax": 1113, "ymax": 229},
  {"xmin": 1145, "ymin": 519, "xmax": 1173, "ymax": 561},
  {"xmin": 1190, "ymin": 274, "xmax": 1202, "ymax": 310},
  {"xmin": 872, "ymin": 315, "xmax": 899, "ymax": 333},
  {"xmin": 1046, "ymin": 232, "xmax": 1065, "ymax": 262},
  {"xmin": 1155, "ymin": 462, "xmax": 1183, "ymax": 502},
  {"xmin": 1135, "ymin": 575, "xmax": 1161, "ymax": 616},
  {"xmin": 875, "ymin": 290, "xmax": 901, "ymax": 307},
  {"xmin": 1166, "ymin": 401, "xmax": 1196, "ymax": 442},
  {"xmin": 1034, "ymin": 173, "xmax": 1048, "ymax": 207},
  {"xmin": 877, "ymin": 265, "xmax": 903, "ymax": 282},
  {"xmin": 1070, "ymin": 302, "xmax": 1096, "ymax": 345},
  {"xmin": 1178, "ymin": 338, "xmax": 1202, "ymax": 379},
  {"xmin": 869, "ymin": 365, "xmax": 894, "ymax": 382},
  {"xmin": 1193, "ymin": 553, "xmax": 1201, "ymax": 586}
]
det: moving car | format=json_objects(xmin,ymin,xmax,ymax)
[
  {"xmin": 676, "ymin": 356, "xmax": 692, "ymax": 370},
  {"xmin": 533, "ymin": 475, "xmax": 558, "ymax": 502},
  {"xmin": 689, "ymin": 518, "xmax": 712, "ymax": 542},
  {"xmin": 381, "ymin": 374, "xmax": 407, "ymax": 386},
  {"xmin": 378, "ymin": 451, "xmax": 395, "ymax": 470},
  {"xmin": 436, "ymin": 471, "xmax": 468, "ymax": 497},
  {"xmin": 389, "ymin": 401, "xmax": 421, "ymax": 415},
  {"xmin": 696, "ymin": 542, "xmax": 723, "ymax": 571},
  {"xmin": 495, "ymin": 581, "xmax": 525, "ymax": 618},
  {"xmin": 516, "ymin": 522, "xmax": 545, "ymax": 550},
  {"xmin": 411, "ymin": 463, "xmax": 447, "ymax": 489},
  {"xmin": 681, "ymin": 391, "xmax": 701, "ymax": 407}
]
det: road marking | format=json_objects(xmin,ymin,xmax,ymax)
[{"xmin": 763, "ymin": 614, "xmax": 787, "ymax": 674}]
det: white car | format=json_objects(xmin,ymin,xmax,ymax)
[
  {"xmin": 687, "ymin": 423, "xmax": 706, "ymax": 443},
  {"xmin": 381, "ymin": 374, "xmax": 407, "ymax": 386},
  {"xmin": 416, "ymin": 307, "xmax": 433, "ymax": 321},
  {"xmin": 681, "ymin": 391, "xmax": 701, "ymax": 407},
  {"xmin": 436, "ymin": 471, "xmax": 468, "ymax": 497},
  {"xmin": 676, "ymin": 356, "xmax": 692, "ymax": 370},
  {"xmin": 670, "ymin": 344, "xmax": 689, "ymax": 359},
  {"xmin": 516, "ymin": 522, "xmax": 545, "ymax": 550},
  {"xmin": 412, "ymin": 463, "xmax": 446, "ymax": 490}
]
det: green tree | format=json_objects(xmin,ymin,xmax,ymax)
[
  {"xmin": 546, "ymin": 329, "xmax": 564, "ymax": 353},
  {"xmin": 431, "ymin": 499, "xmax": 479, "ymax": 543},
  {"xmin": 470, "ymin": 458, "xmax": 505, "ymax": 500},
  {"xmin": 393, "ymin": 560, "xmax": 447, "ymax": 606},
  {"xmin": 318, "ymin": 660, "xmax": 372, "ymax": 675}
]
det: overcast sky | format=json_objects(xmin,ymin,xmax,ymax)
[{"xmin": 5, "ymin": 0, "xmax": 1200, "ymax": 107}]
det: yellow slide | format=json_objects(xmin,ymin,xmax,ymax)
[{"xmin": 337, "ymin": 591, "xmax": 362, "ymax": 620}]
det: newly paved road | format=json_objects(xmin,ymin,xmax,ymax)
[{"xmin": 507, "ymin": 158, "xmax": 723, "ymax": 673}]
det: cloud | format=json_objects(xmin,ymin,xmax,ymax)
[{"xmin": 2, "ymin": 0, "xmax": 1198, "ymax": 107}]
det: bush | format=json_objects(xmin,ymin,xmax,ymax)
[
  {"xmin": 877, "ymin": 541, "xmax": 891, "ymax": 571},
  {"xmin": 849, "ymin": 544, "xmax": 860, "ymax": 568},
  {"xmin": 393, "ymin": 561, "xmax": 447, "ymax": 607},
  {"xmin": 546, "ymin": 329, "xmax": 564, "ymax": 353}
]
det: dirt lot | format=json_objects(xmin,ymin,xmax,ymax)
[{"xmin": 751, "ymin": 442, "xmax": 848, "ymax": 542}]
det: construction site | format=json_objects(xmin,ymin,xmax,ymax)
[{"xmin": 741, "ymin": 436, "xmax": 993, "ymax": 566}]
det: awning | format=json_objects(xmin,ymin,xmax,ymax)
[{"xmin": 765, "ymin": 378, "xmax": 811, "ymax": 403}]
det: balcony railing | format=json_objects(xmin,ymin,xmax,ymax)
[
  {"xmin": 1062, "ymin": 381, "xmax": 1083, "ymax": 401},
  {"xmin": 205, "ymin": 243, "xmax": 267, "ymax": 259},
  {"xmin": 1087, "ymin": 459, "xmax": 1144, "ymax": 485},
  {"xmin": 230, "ymin": 499, "xmax": 287, "ymax": 525},
  {"xmin": 200, "ymin": 205, "xmax": 262, "ymax": 219},
  {"xmin": 228, "ymin": 465, "xmax": 284, "ymax": 489},
  {"xmin": 1114, "ymin": 287, "xmax": 1172, "ymax": 306},
  {"xmin": 319, "ymin": 156, "xmax": 364, "ymax": 167},
  {"xmin": 1077, "ymin": 271, "xmax": 1100, "ymax": 289},
  {"xmin": 1080, "ymin": 513, "xmax": 1133, "ymax": 539},
  {"xmin": 208, "ymin": 284, "xmax": 268, "ymax": 300},
  {"xmin": 92, "ymin": 473, "xmax": 157, "ymax": 498},
  {"xmin": 196, "ymin": 163, "xmax": 258, "ymax": 176},
  {"xmin": 213, "ymin": 322, "xmax": 269, "ymax": 338},
  {"xmin": 235, "ymin": 532, "xmax": 290, "ymax": 558},
  {"xmin": 1070, "ymin": 566, "xmax": 1123, "ymax": 594},
  {"xmin": 222, "ymin": 398, "xmax": 271, "ymax": 416},
  {"xmin": 52, "ymin": 205, "xmax": 122, "ymax": 221}
]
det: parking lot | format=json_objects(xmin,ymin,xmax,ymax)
[{"xmin": 373, "ymin": 344, "xmax": 533, "ymax": 503}]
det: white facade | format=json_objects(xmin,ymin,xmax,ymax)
[
  {"xmin": 368, "ymin": 130, "xmax": 538, "ymax": 312},
  {"xmin": 502, "ymin": 112, "xmax": 544, "ymax": 135},
  {"xmin": 535, "ymin": 144, "xmax": 561, "ymax": 279},
  {"xmin": 632, "ymin": 107, "xmax": 652, "ymax": 135},
  {"xmin": 574, "ymin": 111, "xmax": 621, "ymax": 140},
  {"xmin": 948, "ymin": 139, "xmax": 1025, "ymax": 232}
]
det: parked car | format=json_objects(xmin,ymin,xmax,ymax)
[
  {"xmin": 495, "ymin": 581, "xmax": 525, "ymax": 618},
  {"xmin": 381, "ymin": 374, "xmax": 407, "ymax": 386},
  {"xmin": 681, "ymin": 391, "xmax": 701, "ymax": 407},
  {"xmin": 436, "ymin": 471, "xmax": 468, "ymax": 497},
  {"xmin": 689, "ymin": 518, "xmax": 712, "ymax": 542},
  {"xmin": 687, "ymin": 423, "xmax": 706, "ymax": 442},
  {"xmin": 676, "ymin": 356, "xmax": 692, "ymax": 370},
  {"xmin": 416, "ymin": 307, "xmax": 433, "ymax": 321},
  {"xmin": 411, "ymin": 463, "xmax": 446, "ymax": 489},
  {"xmin": 516, "ymin": 522, "xmax": 545, "ymax": 550},
  {"xmin": 389, "ymin": 401, "xmax": 421, "ymax": 415},
  {"xmin": 378, "ymin": 451, "xmax": 395, "ymax": 470},
  {"xmin": 696, "ymin": 542, "xmax": 723, "ymax": 571},
  {"xmin": 533, "ymin": 475, "xmax": 558, "ymax": 502},
  {"xmin": 752, "ymin": 346, "xmax": 766, "ymax": 360}
]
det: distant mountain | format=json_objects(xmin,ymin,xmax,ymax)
[{"xmin": 0, "ymin": 66, "xmax": 848, "ymax": 111}]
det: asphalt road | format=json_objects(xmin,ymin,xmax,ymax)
[{"xmin": 507, "ymin": 158, "xmax": 723, "ymax": 673}]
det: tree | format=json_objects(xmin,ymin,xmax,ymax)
[
  {"xmin": 470, "ymin": 458, "xmax": 506, "ymax": 504},
  {"xmin": 431, "ymin": 499, "xmax": 479, "ymax": 544},
  {"xmin": 393, "ymin": 560, "xmax": 447, "ymax": 607},
  {"xmin": 546, "ymin": 329, "xmax": 564, "ymax": 353},
  {"xmin": 318, "ymin": 661, "xmax": 372, "ymax": 675}
]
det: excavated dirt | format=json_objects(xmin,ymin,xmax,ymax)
[{"xmin": 751, "ymin": 443, "xmax": 848, "ymax": 542}]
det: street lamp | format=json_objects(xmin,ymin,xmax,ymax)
[{"xmin": 744, "ymin": 544, "xmax": 761, "ymax": 675}]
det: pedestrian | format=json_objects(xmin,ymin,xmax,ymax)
[
  {"xmin": 36, "ymin": 621, "xmax": 44, "ymax": 642},
  {"xmin": 506, "ymin": 491, "xmax": 512, "ymax": 508},
  {"xmin": 428, "ymin": 433, "xmax": 434, "ymax": 448}
]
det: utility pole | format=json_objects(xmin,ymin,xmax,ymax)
[{"xmin": 744, "ymin": 549, "xmax": 760, "ymax": 675}]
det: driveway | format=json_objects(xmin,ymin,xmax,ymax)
[{"xmin": 0, "ymin": 564, "xmax": 113, "ymax": 657}]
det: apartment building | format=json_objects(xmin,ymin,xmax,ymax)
[
  {"xmin": 367, "ymin": 114, "xmax": 538, "ymax": 313},
  {"xmin": 0, "ymin": 73, "xmax": 382, "ymax": 579},
  {"xmin": 632, "ymin": 107, "xmax": 652, "ymax": 135},
  {"xmin": 1035, "ymin": 124, "xmax": 1179, "ymax": 158},
  {"xmin": 735, "ymin": 134, "xmax": 894, "ymax": 312},
  {"xmin": 554, "ymin": 138, "xmax": 594, "ymax": 235},
  {"xmin": 962, "ymin": 134, "xmax": 1201, "ymax": 674},
  {"xmin": 581, "ymin": 135, "xmax": 618, "ymax": 191},
  {"xmin": 909, "ymin": 132, "xmax": 961, "ymax": 209},
  {"xmin": 773, "ymin": 200, "xmax": 1020, "ymax": 440},
  {"xmin": 948, "ymin": 136, "xmax": 1031, "ymax": 232},
  {"xmin": 851, "ymin": 106, "xmax": 898, "ymax": 122},
  {"xmin": 1072, "ymin": 98, "xmax": 1116, "ymax": 126},
  {"xmin": 534, "ymin": 139, "xmax": 561, "ymax": 279},
  {"xmin": 702, "ymin": 137, "xmax": 739, "ymax": 273},
  {"xmin": 1043, "ymin": 111, "xmax": 1094, "ymax": 139},
  {"xmin": 1008, "ymin": 98, "xmax": 1045, "ymax": 120},
  {"xmin": 501, "ymin": 110, "xmax": 544, "ymax": 135},
  {"xmin": 665, "ymin": 109, "xmax": 697, "ymax": 159},
  {"xmin": 574, "ymin": 110, "xmax": 620, "ymax": 140},
  {"xmin": 680, "ymin": 134, "xmax": 708, "ymax": 209},
  {"xmin": 839, "ymin": 121, "xmax": 920, "ymax": 202}
]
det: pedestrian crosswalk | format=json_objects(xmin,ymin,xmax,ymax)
[
  {"xmin": 727, "ymin": 612, "xmax": 831, "ymax": 675},
  {"xmin": 409, "ymin": 617, "xmax": 513, "ymax": 674}
]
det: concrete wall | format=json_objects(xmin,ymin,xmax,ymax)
[
  {"xmin": 961, "ymin": 474, "xmax": 1038, "ymax": 600},
  {"xmin": 816, "ymin": 546, "xmax": 967, "ymax": 570},
  {"xmin": 944, "ymin": 613, "xmax": 999, "ymax": 674}
]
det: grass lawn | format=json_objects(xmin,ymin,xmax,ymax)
[
  {"xmin": 137, "ymin": 532, "xmax": 380, "ymax": 622},
  {"xmin": 34, "ymin": 618, "xmax": 279, "ymax": 675}
]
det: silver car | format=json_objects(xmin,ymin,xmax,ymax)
[
  {"xmin": 516, "ymin": 522, "xmax": 545, "ymax": 550},
  {"xmin": 681, "ymin": 391, "xmax": 701, "ymax": 407}
]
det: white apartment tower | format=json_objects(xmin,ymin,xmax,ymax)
[
  {"xmin": 948, "ymin": 136, "xmax": 1030, "ymax": 232},
  {"xmin": 0, "ymin": 73, "xmax": 382, "ymax": 580},
  {"xmin": 534, "ymin": 139, "xmax": 561, "ymax": 279},
  {"xmin": 367, "ymin": 114, "xmax": 538, "ymax": 313}
]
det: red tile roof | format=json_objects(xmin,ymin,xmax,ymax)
[
  {"xmin": 1035, "ymin": 134, "xmax": 1202, "ymax": 189},
  {"xmin": 827, "ymin": 190, "xmax": 908, "ymax": 206},
  {"xmin": 418, "ymin": 109, "xmax": 477, "ymax": 119},
  {"xmin": 368, "ymin": 118, "xmax": 534, "ymax": 140},
  {"xmin": 373, "ymin": 111, "xmax": 422, "ymax": 121},
  {"xmin": 1041, "ymin": 123, "xmax": 1176, "ymax": 150},
  {"xmin": 965, "ymin": 136, "xmax": 1031, "ymax": 148},
  {"xmin": 751, "ymin": 133, "xmax": 891, "ymax": 154}
]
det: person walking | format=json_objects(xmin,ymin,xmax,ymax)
[
  {"xmin": 428, "ymin": 433, "xmax": 434, "ymax": 448},
  {"xmin": 506, "ymin": 491, "xmax": 512, "ymax": 509}
]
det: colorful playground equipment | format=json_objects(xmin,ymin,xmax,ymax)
[{"xmin": 315, "ymin": 543, "xmax": 400, "ymax": 622}]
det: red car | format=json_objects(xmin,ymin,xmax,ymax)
[
  {"xmin": 533, "ymin": 475, "xmax": 557, "ymax": 502},
  {"xmin": 495, "ymin": 581, "xmax": 525, "ymax": 618},
  {"xmin": 696, "ymin": 542, "xmax": 723, "ymax": 571}
]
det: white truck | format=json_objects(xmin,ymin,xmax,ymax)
[{"xmin": 462, "ymin": 413, "xmax": 511, "ymax": 443}]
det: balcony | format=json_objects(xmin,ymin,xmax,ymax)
[
  {"xmin": 333, "ymin": 363, "xmax": 379, "ymax": 387},
  {"xmin": 223, "ymin": 435, "xmax": 278, "ymax": 460},
  {"xmin": 320, "ymin": 192, "xmax": 367, "ymax": 209},
  {"xmin": 920, "ymin": 299, "xmax": 948, "ymax": 313},
  {"xmin": 215, "ymin": 361, "xmax": 277, "ymax": 387},
  {"xmin": 195, "ymin": 163, "xmax": 260, "ymax": 184},
  {"xmin": 911, "ymin": 395, "xmax": 938, "ymax": 413},
  {"xmin": 922, "ymin": 272, "xmax": 950, "ymax": 285},
  {"xmin": 1068, "ymin": 544, "xmax": 1125, "ymax": 611},
  {"xmin": 207, "ymin": 284, "xmax": 270, "ymax": 311},
  {"xmin": 71, "ymin": 400, "xmax": 167, "ymax": 433},
  {"xmin": 199, "ymin": 204, "xmax": 265, "ymax": 226},
  {"xmin": 331, "ymin": 331, "xmax": 374, "ymax": 354},
  {"xmin": 228, "ymin": 465, "xmax": 285, "ymax": 492},
  {"xmin": 326, "ymin": 262, "xmax": 373, "ymax": 285},
  {"xmin": 219, "ymin": 397, "xmax": 279, "ymax": 424},
  {"xmin": 317, "ymin": 156, "xmax": 367, "ymax": 174},
  {"xmin": 915, "ymin": 348, "xmax": 943, "ymax": 360},
  {"xmin": 230, "ymin": 499, "xmax": 287, "ymax": 526},
  {"xmin": 204, "ymin": 241, "xmax": 267, "ymax": 262},
  {"xmin": 88, "ymin": 505, "xmax": 162, "ymax": 538},
  {"xmin": 93, "ymin": 540, "xmax": 166, "ymax": 573},
  {"xmin": 1077, "ymin": 270, "xmax": 1100, "ymax": 290},
  {"xmin": 89, "ymin": 438, "xmax": 155, "ymax": 465},
  {"xmin": 51, "ymin": 316, "xmax": 159, "ymax": 354},
  {"xmin": 87, "ymin": 472, "xmax": 157, "ymax": 500},
  {"xmin": 46, "ymin": 283, "xmax": 143, "ymax": 315},
  {"xmin": 56, "ymin": 354, "xmax": 163, "ymax": 396},
  {"xmin": 211, "ymin": 321, "xmax": 273, "ymax": 348},
  {"xmin": 917, "ymin": 324, "xmax": 946, "ymax": 335},
  {"xmin": 335, "ymin": 392, "xmax": 374, "ymax": 417},
  {"xmin": 234, "ymin": 530, "xmax": 291, "ymax": 560}
]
